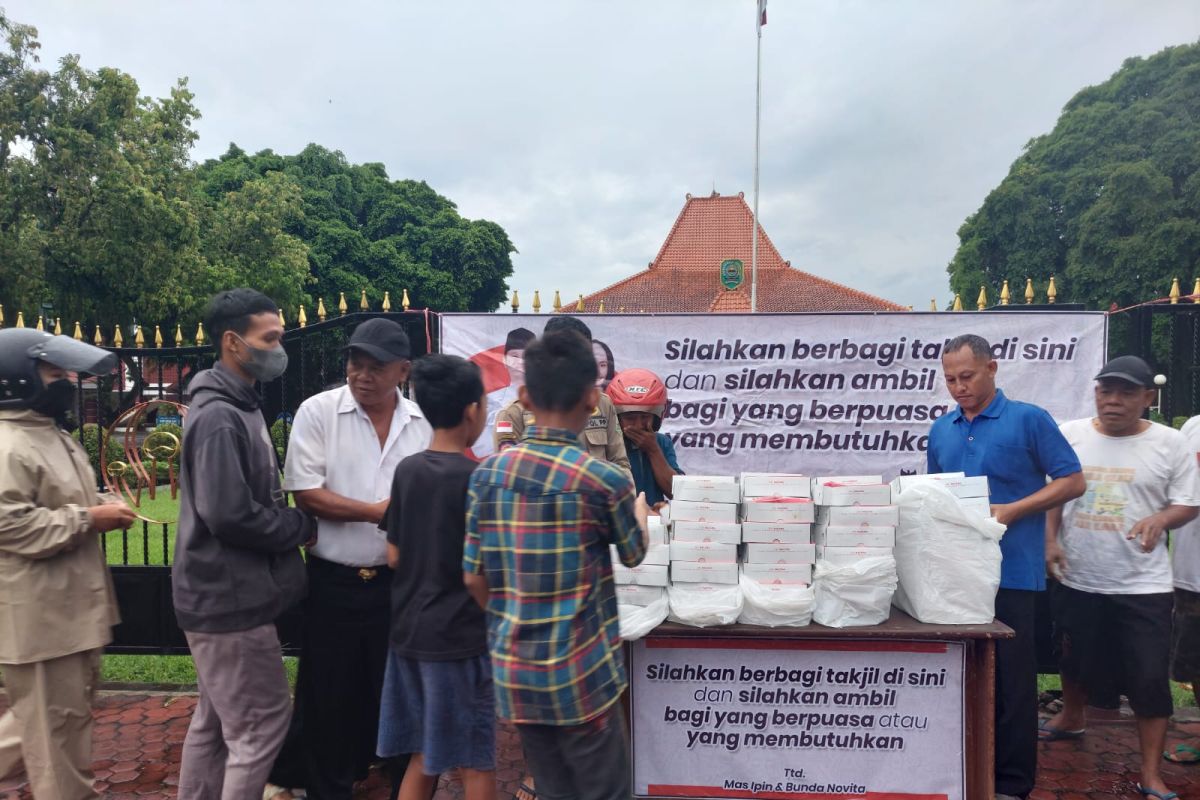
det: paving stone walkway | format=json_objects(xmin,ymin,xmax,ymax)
[{"xmin": 3, "ymin": 692, "xmax": 1200, "ymax": 798}]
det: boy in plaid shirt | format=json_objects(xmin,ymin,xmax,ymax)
[{"xmin": 464, "ymin": 329, "xmax": 648, "ymax": 800}]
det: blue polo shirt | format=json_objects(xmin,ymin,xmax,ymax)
[
  {"xmin": 927, "ymin": 389, "xmax": 1081, "ymax": 591},
  {"xmin": 627, "ymin": 433, "xmax": 683, "ymax": 507}
]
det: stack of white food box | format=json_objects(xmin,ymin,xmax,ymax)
[
  {"xmin": 739, "ymin": 473, "xmax": 815, "ymax": 589},
  {"xmin": 889, "ymin": 471, "xmax": 991, "ymax": 516},
  {"xmin": 811, "ymin": 475, "xmax": 896, "ymax": 565},
  {"xmin": 668, "ymin": 476, "xmax": 742, "ymax": 588},
  {"xmin": 612, "ymin": 515, "xmax": 670, "ymax": 609}
]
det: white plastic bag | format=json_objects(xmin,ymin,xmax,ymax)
[
  {"xmin": 618, "ymin": 594, "xmax": 670, "ymax": 640},
  {"xmin": 738, "ymin": 576, "xmax": 815, "ymax": 627},
  {"xmin": 893, "ymin": 483, "xmax": 1005, "ymax": 624},
  {"xmin": 812, "ymin": 556, "xmax": 898, "ymax": 628},
  {"xmin": 668, "ymin": 582, "xmax": 744, "ymax": 627}
]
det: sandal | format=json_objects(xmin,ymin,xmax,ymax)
[
  {"xmin": 1037, "ymin": 719, "xmax": 1085, "ymax": 741},
  {"xmin": 1137, "ymin": 784, "xmax": 1179, "ymax": 800},
  {"xmin": 1164, "ymin": 743, "xmax": 1200, "ymax": 764},
  {"xmin": 513, "ymin": 782, "xmax": 537, "ymax": 800}
]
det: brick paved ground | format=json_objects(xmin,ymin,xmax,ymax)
[{"xmin": 4, "ymin": 692, "xmax": 1200, "ymax": 798}]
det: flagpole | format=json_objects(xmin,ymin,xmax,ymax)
[{"xmin": 751, "ymin": 1, "xmax": 763, "ymax": 312}]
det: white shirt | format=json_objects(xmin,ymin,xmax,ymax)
[
  {"xmin": 1174, "ymin": 416, "xmax": 1200, "ymax": 591},
  {"xmin": 283, "ymin": 385, "xmax": 432, "ymax": 567},
  {"xmin": 1057, "ymin": 418, "xmax": 1200, "ymax": 595}
]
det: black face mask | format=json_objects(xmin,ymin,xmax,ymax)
[{"xmin": 30, "ymin": 378, "xmax": 77, "ymax": 423}]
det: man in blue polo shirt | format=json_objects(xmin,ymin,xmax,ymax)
[{"xmin": 927, "ymin": 333, "xmax": 1085, "ymax": 800}]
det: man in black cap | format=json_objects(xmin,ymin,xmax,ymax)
[
  {"xmin": 1044, "ymin": 355, "xmax": 1199, "ymax": 800},
  {"xmin": 268, "ymin": 318, "xmax": 432, "ymax": 800}
]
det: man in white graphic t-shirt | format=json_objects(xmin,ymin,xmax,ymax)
[
  {"xmin": 1167, "ymin": 414, "xmax": 1200, "ymax": 764},
  {"xmin": 1043, "ymin": 356, "xmax": 1200, "ymax": 800}
]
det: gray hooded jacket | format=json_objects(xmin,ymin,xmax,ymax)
[{"xmin": 173, "ymin": 361, "xmax": 314, "ymax": 633}]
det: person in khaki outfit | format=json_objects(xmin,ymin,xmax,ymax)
[
  {"xmin": 0, "ymin": 328, "xmax": 136, "ymax": 799},
  {"xmin": 493, "ymin": 316, "xmax": 630, "ymax": 473}
]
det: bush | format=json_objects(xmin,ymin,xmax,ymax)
[
  {"xmin": 270, "ymin": 418, "xmax": 291, "ymax": 461},
  {"xmin": 72, "ymin": 424, "xmax": 125, "ymax": 477},
  {"xmin": 1172, "ymin": 416, "xmax": 1191, "ymax": 430}
]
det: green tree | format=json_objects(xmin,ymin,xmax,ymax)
[{"xmin": 948, "ymin": 41, "xmax": 1200, "ymax": 311}]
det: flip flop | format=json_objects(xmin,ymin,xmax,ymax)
[
  {"xmin": 1137, "ymin": 784, "xmax": 1179, "ymax": 800},
  {"xmin": 1164, "ymin": 743, "xmax": 1200, "ymax": 764},
  {"xmin": 513, "ymin": 782, "xmax": 537, "ymax": 800},
  {"xmin": 1037, "ymin": 719, "xmax": 1085, "ymax": 741}
]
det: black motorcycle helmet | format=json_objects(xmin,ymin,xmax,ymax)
[{"xmin": 0, "ymin": 328, "xmax": 117, "ymax": 410}]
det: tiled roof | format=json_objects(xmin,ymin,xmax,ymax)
[{"xmin": 578, "ymin": 193, "xmax": 903, "ymax": 313}]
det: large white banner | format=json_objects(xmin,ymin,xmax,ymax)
[
  {"xmin": 440, "ymin": 312, "xmax": 1107, "ymax": 477},
  {"xmin": 629, "ymin": 636, "xmax": 966, "ymax": 799}
]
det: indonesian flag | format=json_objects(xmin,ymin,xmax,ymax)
[{"xmin": 758, "ymin": 0, "xmax": 767, "ymax": 26}]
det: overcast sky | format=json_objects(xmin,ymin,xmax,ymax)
[{"xmin": 10, "ymin": 1, "xmax": 1200, "ymax": 310}]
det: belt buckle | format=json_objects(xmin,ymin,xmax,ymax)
[{"xmin": 357, "ymin": 568, "xmax": 377, "ymax": 582}]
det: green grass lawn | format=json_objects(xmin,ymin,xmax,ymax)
[
  {"xmin": 102, "ymin": 654, "xmax": 298, "ymax": 688},
  {"xmin": 103, "ymin": 491, "xmax": 180, "ymax": 565},
  {"xmin": 1037, "ymin": 673, "xmax": 1196, "ymax": 708}
]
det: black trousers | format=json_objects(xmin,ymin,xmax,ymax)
[
  {"xmin": 517, "ymin": 705, "xmax": 631, "ymax": 800},
  {"xmin": 270, "ymin": 556, "xmax": 398, "ymax": 799},
  {"xmin": 994, "ymin": 588, "xmax": 1037, "ymax": 799}
]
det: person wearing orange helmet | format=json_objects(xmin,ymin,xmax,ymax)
[{"xmin": 607, "ymin": 368, "xmax": 682, "ymax": 509}]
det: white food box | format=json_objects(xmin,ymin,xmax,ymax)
[
  {"xmin": 810, "ymin": 475, "xmax": 883, "ymax": 503},
  {"xmin": 740, "ymin": 473, "xmax": 812, "ymax": 499},
  {"xmin": 814, "ymin": 525, "xmax": 896, "ymax": 548},
  {"xmin": 743, "ymin": 542, "xmax": 816, "ymax": 564},
  {"xmin": 741, "ymin": 562, "xmax": 813, "ymax": 585},
  {"xmin": 815, "ymin": 545, "xmax": 893, "ymax": 566},
  {"xmin": 646, "ymin": 515, "xmax": 669, "ymax": 544},
  {"xmin": 616, "ymin": 585, "xmax": 667, "ymax": 607},
  {"xmin": 815, "ymin": 505, "xmax": 899, "ymax": 527},
  {"xmin": 890, "ymin": 472, "xmax": 989, "ymax": 498},
  {"xmin": 672, "ymin": 476, "xmax": 742, "ymax": 504},
  {"xmin": 958, "ymin": 495, "xmax": 993, "ymax": 518},
  {"xmin": 671, "ymin": 560, "xmax": 740, "ymax": 585},
  {"xmin": 671, "ymin": 520, "xmax": 743, "ymax": 545},
  {"xmin": 740, "ymin": 522, "xmax": 812, "ymax": 544},
  {"xmin": 740, "ymin": 498, "xmax": 816, "ymax": 524},
  {"xmin": 813, "ymin": 483, "xmax": 893, "ymax": 507},
  {"xmin": 670, "ymin": 499, "xmax": 739, "ymax": 524},
  {"xmin": 611, "ymin": 542, "xmax": 670, "ymax": 567},
  {"xmin": 612, "ymin": 563, "xmax": 670, "ymax": 587},
  {"xmin": 669, "ymin": 541, "xmax": 738, "ymax": 563}
]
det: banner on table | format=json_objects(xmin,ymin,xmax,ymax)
[
  {"xmin": 440, "ymin": 312, "xmax": 1107, "ymax": 477},
  {"xmin": 628, "ymin": 636, "xmax": 966, "ymax": 800}
]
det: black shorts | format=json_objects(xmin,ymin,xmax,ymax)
[
  {"xmin": 1172, "ymin": 587, "xmax": 1200, "ymax": 682},
  {"xmin": 1053, "ymin": 584, "xmax": 1174, "ymax": 718}
]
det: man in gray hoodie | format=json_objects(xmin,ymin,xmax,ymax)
[{"xmin": 173, "ymin": 288, "xmax": 316, "ymax": 800}]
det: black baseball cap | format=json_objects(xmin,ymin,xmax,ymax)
[
  {"xmin": 1095, "ymin": 355, "xmax": 1154, "ymax": 388},
  {"xmin": 344, "ymin": 319, "xmax": 411, "ymax": 362}
]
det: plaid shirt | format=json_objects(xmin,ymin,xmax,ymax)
[{"xmin": 463, "ymin": 426, "xmax": 645, "ymax": 726}]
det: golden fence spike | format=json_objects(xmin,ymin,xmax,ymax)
[
  {"xmin": 154, "ymin": 325, "xmax": 163, "ymax": 348},
  {"xmin": 598, "ymin": 299, "xmax": 605, "ymax": 314},
  {"xmin": 929, "ymin": 298, "xmax": 938, "ymax": 312},
  {"xmin": 15, "ymin": 311, "xmax": 24, "ymax": 328},
  {"xmin": 1025, "ymin": 278, "xmax": 1034, "ymax": 304},
  {"xmin": 338, "ymin": 292, "xmax": 348, "ymax": 315},
  {"xmin": 73, "ymin": 321, "xmax": 83, "ymax": 340},
  {"xmin": 35, "ymin": 315, "xmax": 43, "ymax": 331},
  {"xmin": 195, "ymin": 322, "xmax": 205, "ymax": 347},
  {"xmin": 532, "ymin": 291, "xmax": 542, "ymax": 314},
  {"xmin": 298, "ymin": 304, "xmax": 308, "ymax": 328},
  {"xmin": 54, "ymin": 317, "xmax": 62, "ymax": 335},
  {"xmin": 553, "ymin": 290, "xmax": 562, "ymax": 312},
  {"xmin": 1193, "ymin": 277, "xmax": 1200, "ymax": 304},
  {"xmin": 511, "ymin": 290, "xmax": 520, "ymax": 312},
  {"xmin": 93, "ymin": 326, "xmax": 104, "ymax": 346},
  {"xmin": 576, "ymin": 294, "xmax": 585, "ymax": 312},
  {"xmin": 952, "ymin": 294, "xmax": 963, "ymax": 312},
  {"xmin": 175, "ymin": 323, "xmax": 183, "ymax": 347},
  {"xmin": 976, "ymin": 285, "xmax": 988, "ymax": 310},
  {"xmin": 402, "ymin": 289, "xmax": 411, "ymax": 312},
  {"xmin": 1048, "ymin": 276, "xmax": 1058, "ymax": 304},
  {"xmin": 382, "ymin": 291, "xmax": 392, "ymax": 312},
  {"xmin": 360, "ymin": 288, "xmax": 369, "ymax": 311},
  {"xmin": 1170, "ymin": 277, "xmax": 1181, "ymax": 305},
  {"xmin": 0, "ymin": 304, "xmax": 5, "ymax": 327},
  {"xmin": 317, "ymin": 298, "xmax": 328, "ymax": 321},
  {"xmin": 113, "ymin": 325, "xmax": 124, "ymax": 347},
  {"xmin": 1000, "ymin": 280, "xmax": 1010, "ymax": 305},
  {"xmin": 278, "ymin": 308, "xmax": 286, "ymax": 327},
  {"xmin": 134, "ymin": 325, "xmax": 145, "ymax": 348}
]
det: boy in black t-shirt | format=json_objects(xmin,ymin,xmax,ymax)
[{"xmin": 377, "ymin": 355, "xmax": 495, "ymax": 800}]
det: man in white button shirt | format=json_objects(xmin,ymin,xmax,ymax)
[{"xmin": 268, "ymin": 318, "xmax": 432, "ymax": 800}]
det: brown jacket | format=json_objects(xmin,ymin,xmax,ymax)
[
  {"xmin": 0, "ymin": 409, "xmax": 119, "ymax": 664},
  {"xmin": 493, "ymin": 393, "xmax": 631, "ymax": 473}
]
